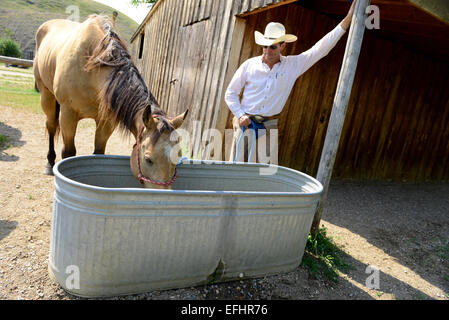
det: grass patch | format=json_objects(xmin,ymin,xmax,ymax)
[
  {"xmin": 412, "ymin": 292, "xmax": 427, "ymax": 300},
  {"xmin": 0, "ymin": 133, "xmax": 14, "ymax": 150},
  {"xmin": 437, "ymin": 242, "xmax": 449, "ymax": 262},
  {"xmin": 0, "ymin": 69, "xmax": 41, "ymax": 113},
  {"xmin": 0, "ymin": 134, "xmax": 9, "ymax": 148},
  {"xmin": 0, "ymin": 63, "xmax": 34, "ymax": 74},
  {"xmin": 301, "ymin": 227, "xmax": 353, "ymax": 282}
]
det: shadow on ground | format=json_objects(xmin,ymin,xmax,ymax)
[
  {"xmin": 0, "ymin": 220, "xmax": 18, "ymax": 242},
  {"xmin": 322, "ymin": 179, "xmax": 449, "ymax": 299},
  {"xmin": 0, "ymin": 121, "xmax": 25, "ymax": 161}
]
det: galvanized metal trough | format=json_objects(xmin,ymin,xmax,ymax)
[{"xmin": 49, "ymin": 155, "xmax": 323, "ymax": 297}]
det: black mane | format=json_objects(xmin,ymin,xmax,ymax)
[{"xmin": 85, "ymin": 15, "xmax": 171, "ymax": 137}]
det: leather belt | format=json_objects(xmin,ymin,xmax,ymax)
[{"xmin": 250, "ymin": 114, "xmax": 280, "ymax": 123}]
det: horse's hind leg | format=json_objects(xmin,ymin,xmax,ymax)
[
  {"xmin": 93, "ymin": 120, "xmax": 114, "ymax": 154},
  {"xmin": 39, "ymin": 84, "xmax": 59, "ymax": 175},
  {"xmin": 60, "ymin": 107, "xmax": 79, "ymax": 159}
]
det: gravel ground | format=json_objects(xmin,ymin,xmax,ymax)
[{"xmin": 1, "ymin": 104, "xmax": 448, "ymax": 300}]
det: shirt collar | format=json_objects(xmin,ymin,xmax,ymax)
[{"xmin": 260, "ymin": 55, "xmax": 285, "ymax": 67}]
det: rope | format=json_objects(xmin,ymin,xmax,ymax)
[{"xmin": 234, "ymin": 119, "xmax": 258, "ymax": 163}]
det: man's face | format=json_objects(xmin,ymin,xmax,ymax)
[{"xmin": 262, "ymin": 42, "xmax": 285, "ymax": 64}]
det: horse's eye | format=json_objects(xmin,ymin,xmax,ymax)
[{"xmin": 145, "ymin": 156, "xmax": 153, "ymax": 165}]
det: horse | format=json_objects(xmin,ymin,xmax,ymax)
[{"xmin": 33, "ymin": 15, "xmax": 188, "ymax": 189}]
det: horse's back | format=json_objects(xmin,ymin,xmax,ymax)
[
  {"xmin": 34, "ymin": 19, "xmax": 80, "ymax": 93},
  {"xmin": 35, "ymin": 19, "xmax": 78, "ymax": 50},
  {"xmin": 34, "ymin": 16, "xmax": 108, "ymax": 117}
]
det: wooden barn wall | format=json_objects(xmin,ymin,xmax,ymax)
[
  {"xmin": 130, "ymin": 0, "xmax": 238, "ymax": 158},
  {"xmin": 129, "ymin": 0, "xmax": 296, "ymax": 158},
  {"xmin": 231, "ymin": 2, "xmax": 449, "ymax": 181}
]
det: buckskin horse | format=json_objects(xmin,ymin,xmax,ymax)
[{"xmin": 33, "ymin": 15, "xmax": 187, "ymax": 189}]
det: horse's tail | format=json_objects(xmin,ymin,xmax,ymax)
[
  {"xmin": 50, "ymin": 99, "xmax": 61, "ymax": 141},
  {"xmin": 55, "ymin": 100, "xmax": 60, "ymax": 132}
]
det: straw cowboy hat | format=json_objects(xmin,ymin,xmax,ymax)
[{"xmin": 254, "ymin": 22, "xmax": 297, "ymax": 46}]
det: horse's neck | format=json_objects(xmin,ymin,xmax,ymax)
[{"xmin": 131, "ymin": 109, "xmax": 145, "ymax": 139}]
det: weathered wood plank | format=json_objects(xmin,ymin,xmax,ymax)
[
  {"xmin": 205, "ymin": 0, "xmax": 237, "ymax": 134},
  {"xmin": 191, "ymin": 1, "xmax": 224, "ymax": 157},
  {"xmin": 166, "ymin": 0, "xmax": 189, "ymax": 116},
  {"xmin": 160, "ymin": 1, "xmax": 183, "ymax": 112},
  {"xmin": 216, "ymin": 16, "xmax": 247, "ymax": 141},
  {"xmin": 155, "ymin": 2, "xmax": 171, "ymax": 104},
  {"xmin": 0, "ymin": 55, "xmax": 33, "ymax": 67}
]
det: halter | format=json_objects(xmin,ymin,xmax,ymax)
[{"xmin": 134, "ymin": 124, "xmax": 178, "ymax": 187}]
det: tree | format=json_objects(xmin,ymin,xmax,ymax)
[{"xmin": 130, "ymin": 0, "xmax": 157, "ymax": 6}]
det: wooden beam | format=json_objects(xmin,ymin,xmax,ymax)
[
  {"xmin": 374, "ymin": 19, "xmax": 449, "ymax": 37},
  {"xmin": 311, "ymin": 0, "xmax": 371, "ymax": 235},
  {"xmin": 408, "ymin": 0, "xmax": 449, "ymax": 25},
  {"xmin": 317, "ymin": 0, "xmax": 447, "ymax": 26},
  {"xmin": 130, "ymin": 0, "xmax": 164, "ymax": 43},
  {"xmin": 237, "ymin": 0, "xmax": 298, "ymax": 17},
  {"xmin": 0, "ymin": 55, "xmax": 33, "ymax": 67}
]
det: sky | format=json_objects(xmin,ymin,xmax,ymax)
[{"xmin": 93, "ymin": 0, "xmax": 152, "ymax": 24}]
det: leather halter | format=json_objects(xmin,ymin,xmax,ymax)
[{"xmin": 134, "ymin": 124, "xmax": 178, "ymax": 187}]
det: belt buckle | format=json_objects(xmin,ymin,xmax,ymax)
[{"xmin": 252, "ymin": 115, "xmax": 265, "ymax": 123}]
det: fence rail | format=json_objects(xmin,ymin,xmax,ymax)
[{"xmin": 0, "ymin": 55, "xmax": 33, "ymax": 67}]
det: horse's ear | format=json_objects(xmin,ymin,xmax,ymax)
[
  {"xmin": 142, "ymin": 106, "xmax": 155, "ymax": 130},
  {"xmin": 170, "ymin": 109, "xmax": 189, "ymax": 129}
]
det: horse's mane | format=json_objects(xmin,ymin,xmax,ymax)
[{"xmin": 85, "ymin": 15, "xmax": 173, "ymax": 137}]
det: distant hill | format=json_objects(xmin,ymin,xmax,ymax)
[{"xmin": 0, "ymin": 0, "xmax": 140, "ymax": 59}]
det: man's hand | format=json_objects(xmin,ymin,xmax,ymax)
[
  {"xmin": 341, "ymin": 0, "xmax": 357, "ymax": 31},
  {"xmin": 239, "ymin": 114, "xmax": 251, "ymax": 127}
]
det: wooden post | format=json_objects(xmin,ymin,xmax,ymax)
[
  {"xmin": 0, "ymin": 55, "xmax": 33, "ymax": 67},
  {"xmin": 311, "ymin": 0, "xmax": 370, "ymax": 236}
]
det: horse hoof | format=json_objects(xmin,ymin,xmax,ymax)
[{"xmin": 45, "ymin": 165, "xmax": 54, "ymax": 176}]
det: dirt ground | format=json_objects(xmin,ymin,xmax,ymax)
[{"xmin": 0, "ymin": 104, "xmax": 448, "ymax": 300}]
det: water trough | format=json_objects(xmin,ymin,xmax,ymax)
[{"xmin": 49, "ymin": 155, "xmax": 323, "ymax": 297}]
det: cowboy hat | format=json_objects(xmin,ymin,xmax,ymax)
[{"xmin": 254, "ymin": 22, "xmax": 297, "ymax": 46}]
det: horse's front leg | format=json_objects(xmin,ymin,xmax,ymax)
[
  {"xmin": 93, "ymin": 119, "xmax": 114, "ymax": 154},
  {"xmin": 60, "ymin": 108, "xmax": 78, "ymax": 159}
]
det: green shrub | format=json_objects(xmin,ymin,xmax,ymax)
[
  {"xmin": 0, "ymin": 38, "xmax": 22, "ymax": 58},
  {"xmin": 301, "ymin": 227, "xmax": 353, "ymax": 282}
]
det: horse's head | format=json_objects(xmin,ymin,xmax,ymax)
[{"xmin": 131, "ymin": 107, "xmax": 188, "ymax": 189}]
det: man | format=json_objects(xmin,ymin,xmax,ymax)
[{"xmin": 225, "ymin": 0, "xmax": 356, "ymax": 162}]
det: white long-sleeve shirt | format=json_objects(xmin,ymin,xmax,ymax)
[{"xmin": 225, "ymin": 24, "xmax": 346, "ymax": 118}]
